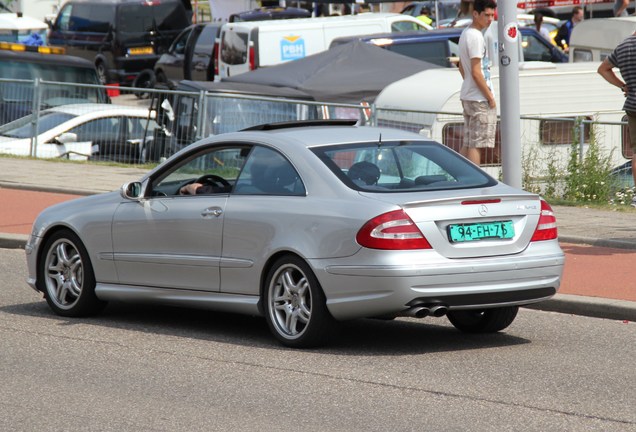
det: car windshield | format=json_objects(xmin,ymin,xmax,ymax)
[
  {"xmin": 0, "ymin": 112, "xmax": 75, "ymax": 138},
  {"xmin": 313, "ymin": 140, "xmax": 495, "ymax": 192}
]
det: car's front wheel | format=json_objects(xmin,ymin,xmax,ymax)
[
  {"xmin": 447, "ymin": 306, "xmax": 519, "ymax": 333},
  {"xmin": 264, "ymin": 256, "xmax": 336, "ymax": 348},
  {"xmin": 38, "ymin": 230, "xmax": 106, "ymax": 317}
]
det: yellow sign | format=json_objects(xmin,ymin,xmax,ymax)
[{"xmin": 128, "ymin": 46, "xmax": 154, "ymax": 55}]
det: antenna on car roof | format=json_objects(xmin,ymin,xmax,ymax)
[{"xmin": 378, "ymin": 133, "xmax": 382, "ymax": 148}]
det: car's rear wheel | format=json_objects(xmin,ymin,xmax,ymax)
[
  {"xmin": 264, "ymin": 256, "xmax": 336, "ymax": 348},
  {"xmin": 38, "ymin": 229, "xmax": 106, "ymax": 317},
  {"xmin": 447, "ymin": 306, "xmax": 519, "ymax": 333}
]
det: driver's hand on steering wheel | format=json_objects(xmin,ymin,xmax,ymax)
[{"xmin": 179, "ymin": 182, "xmax": 203, "ymax": 195}]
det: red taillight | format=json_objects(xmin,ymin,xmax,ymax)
[
  {"xmin": 213, "ymin": 42, "xmax": 219, "ymax": 78},
  {"xmin": 248, "ymin": 46, "xmax": 255, "ymax": 70},
  {"xmin": 530, "ymin": 200, "xmax": 558, "ymax": 242},
  {"xmin": 356, "ymin": 210, "xmax": 432, "ymax": 250}
]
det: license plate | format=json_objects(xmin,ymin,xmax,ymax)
[
  {"xmin": 128, "ymin": 46, "xmax": 153, "ymax": 55},
  {"xmin": 447, "ymin": 220, "xmax": 514, "ymax": 243}
]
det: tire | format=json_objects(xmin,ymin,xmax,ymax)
[
  {"xmin": 447, "ymin": 306, "xmax": 519, "ymax": 333},
  {"xmin": 38, "ymin": 229, "xmax": 107, "ymax": 317},
  {"xmin": 264, "ymin": 255, "xmax": 336, "ymax": 348},
  {"xmin": 133, "ymin": 70, "xmax": 155, "ymax": 99},
  {"xmin": 155, "ymin": 70, "xmax": 172, "ymax": 90}
]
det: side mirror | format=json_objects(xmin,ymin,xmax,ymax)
[
  {"xmin": 121, "ymin": 181, "xmax": 142, "ymax": 200},
  {"xmin": 54, "ymin": 132, "xmax": 78, "ymax": 144}
]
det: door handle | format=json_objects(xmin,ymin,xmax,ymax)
[{"xmin": 201, "ymin": 207, "xmax": 222, "ymax": 218}]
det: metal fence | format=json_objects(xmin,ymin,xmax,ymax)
[{"xmin": 0, "ymin": 78, "xmax": 630, "ymax": 187}]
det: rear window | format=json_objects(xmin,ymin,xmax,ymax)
[
  {"xmin": 220, "ymin": 30, "xmax": 248, "ymax": 65},
  {"xmin": 385, "ymin": 40, "xmax": 452, "ymax": 67},
  {"xmin": 312, "ymin": 140, "xmax": 495, "ymax": 192},
  {"xmin": 118, "ymin": 2, "xmax": 189, "ymax": 33}
]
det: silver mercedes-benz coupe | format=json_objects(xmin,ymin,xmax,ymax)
[{"xmin": 25, "ymin": 121, "xmax": 565, "ymax": 347}]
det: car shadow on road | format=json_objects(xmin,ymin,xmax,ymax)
[{"xmin": 1, "ymin": 300, "xmax": 530, "ymax": 355}]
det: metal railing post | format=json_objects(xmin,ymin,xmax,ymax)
[
  {"xmin": 579, "ymin": 117, "xmax": 585, "ymax": 164},
  {"xmin": 30, "ymin": 78, "xmax": 42, "ymax": 158},
  {"xmin": 196, "ymin": 89, "xmax": 206, "ymax": 141}
]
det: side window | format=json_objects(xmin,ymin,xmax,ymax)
[
  {"xmin": 521, "ymin": 34, "xmax": 552, "ymax": 62},
  {"xmin": 68, "ymin": 4, "xmax": 112, "ymax": 33},
  {"xmin": 572, "ymin": 49, "xmax": 592, "ymax": 62},
  {"xmin": 69, "ymin": 117, "xmax": 120, "ymax": 142},
  {"xmin": 235, "ymin": 146, "xmax": 305, "ymax": 195},
  {"xmin": 172, "ymin": 28, "xmax": 192, "ymax": 55},
  {"xmin": 125, "ymin": 116, "xmax": 158, "ymax": 140},
  {"xmin": 152, "ymin": 146, "xmax": 250, "ymax": 196},
  {"xmin": 56, "ymin": 4, "xmax": 73, "ymax": 31},
  {"xmin": 391, "ymin": 20, "xmax": 424, "ymax": 32},
  {"xmin": 540, "ymin": 117, "xmax": 591, "ymax": 145}
]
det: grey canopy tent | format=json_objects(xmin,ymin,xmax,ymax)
[{"xmin": 221, "ymin": 41, "xmax": 440, "ymax": 104}]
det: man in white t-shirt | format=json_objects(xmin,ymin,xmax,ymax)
[{"xmin": 457, "ymin": 0, "xmax": 497, "ymax": 166}]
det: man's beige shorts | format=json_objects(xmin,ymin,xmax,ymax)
[
  {"xmin": 462, "ymin": 100, "xmax": 497, "ymax": 149},
  {"xmin": 627, "ymin": 111, "xmax": 636, "ymax": 151}
]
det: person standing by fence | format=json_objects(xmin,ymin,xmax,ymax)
[
  {"xmin": 457, "ymin": 0, "xmax": 497, "ymax": 166},
  {"xmin": 598, "ymin": 31, "xmax": 636, "ymax": 206}
]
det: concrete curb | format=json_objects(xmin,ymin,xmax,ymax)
[
  {"xmin": 525, "ymin": 294, "xmax": 636, "ymax": 322},
  {"xmin": 559, "ymin": 235, "xmax": 636, "ymax": 251}
]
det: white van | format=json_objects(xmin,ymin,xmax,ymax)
[
  {"xmin": 217, "ymin": 13, "xmax": 430, "ymax": 78},
  {"xmin": 568, "ymin": 16, "xmax": 636, "ymax": 62}
]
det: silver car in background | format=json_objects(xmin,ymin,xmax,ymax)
[{"xmin": 25, "ymin": 121, "xmax": 565, "ymax": 347}]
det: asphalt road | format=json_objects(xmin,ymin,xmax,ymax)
[{"xmin": 1, "ymin": 248, "xmax": 634, "ymax": 431}]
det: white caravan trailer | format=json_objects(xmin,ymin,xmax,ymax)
[
  {"xmin": 568, "ymin": 16, "xmax": 636, "ymax": 63},
  {"xmin": 374, "ymin": 62, "xmax": 629, "ymax": 178}
]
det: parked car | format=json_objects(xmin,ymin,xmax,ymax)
[
  {"xmin": 25, "ymin": 121, "xmax": 565, "ymax": 347},
  {"xmin": 0, "ymin": 104, "xmax": 157, "ymax": 162},
  {"xmin": 47, "ymin": 0, "xmax": 191, "ymax": 87},
  {"xmin": 610, "ymin": 160, "xmax": 634, "ymax": 190},
  {"xmin": 330, "ymin": 26, "xmax": 567, "ymax": 68},
  {"xmin": 154, "ymin": 23, "xmax": 222, "ymax": 89},
  {"xmin": 0, "ymin": 42, "xmax": 108, "ymax": 125}
]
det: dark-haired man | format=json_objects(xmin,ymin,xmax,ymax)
[{"xmin": 457, "ymin": 0, "xmax": 497, "ymax": 166}]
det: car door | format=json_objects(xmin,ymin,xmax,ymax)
[
  {"xmin": 190, "ymin": 25, "xmax": 217, "ymax": 81},
  {"xmin": 111, "ymin": 144, "xmax": 249, "ymax": 291},
  {"xmin": 162, "ymin": 26, "xmax": 193, "ymax": 82}
]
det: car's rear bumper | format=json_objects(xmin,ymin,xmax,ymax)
[{"xmin": 312, "ymin": 242, "xmax": 565, "ymax": 320}]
